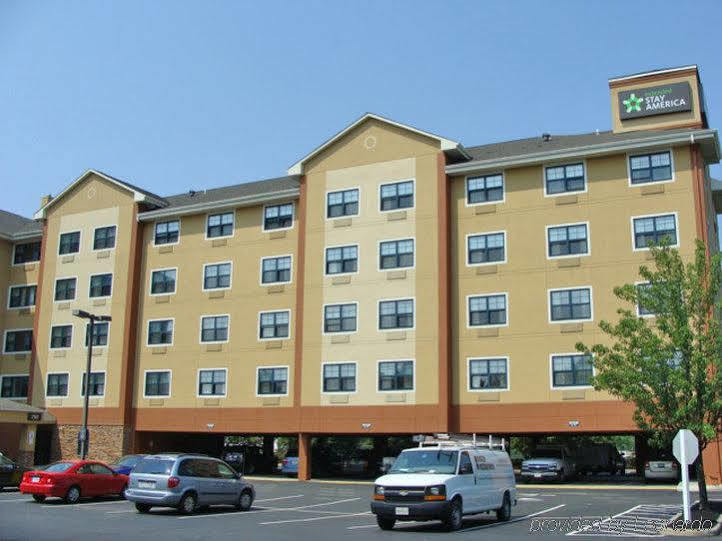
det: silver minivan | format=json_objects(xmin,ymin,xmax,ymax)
[{"xmin": 125, "ymin": 454, "xmax": 255, "ymax": 514}]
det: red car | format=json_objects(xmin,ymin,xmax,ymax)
[{"xmin": 20, "ymin": 460, "xmax": 128, "ymax": 504}]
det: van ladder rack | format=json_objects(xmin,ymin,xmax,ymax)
[{"xmin": 418, "ymin": 434, "xmax": 506, "ymax": 450}]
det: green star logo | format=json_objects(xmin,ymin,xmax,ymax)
[{"xmin": 623, "ymin": 93, "xmax": 643, "ymax": 113}]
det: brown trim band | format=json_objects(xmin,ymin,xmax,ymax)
[
  {"xmin": 49, "ymin": 407, "xmax": 125, "ymax": 426},
  {"xmin": 293, "ymin": 175, "xmax": 307, "ymax": 411},
  {"xmin": 27, "ymin": 222, "xmax": 48, "ymax": 404},
  {"xmin": 690, "ymin": 143, "xmax": 709, "ymax": 251},
  {"xmin": 437, "ymin": 151, "xmax": 451, "ymax": 432}
]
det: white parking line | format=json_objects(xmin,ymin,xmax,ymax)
[
  {"xmin": 457, "ymin": 504, "xmax": 567, "ymax": 533},
  {"xmin": 260, "ymin": 511, "xmax": 372, "ymax": 525},
  {"xmin": 178, "ymin": 496, "xmax": 361, "ymax": 520},
  {"xmin": 256, "ymin": 494, "xmax": 304, "ymax": 503}
]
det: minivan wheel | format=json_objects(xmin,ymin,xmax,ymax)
[
  {"xmin": 135, "ymin": 503, "xmax": 151, "ymax": 513},
  {"xmin": 377, "ymin": 516, "xmax": 396, "ymax": 530},
  {"xmin": 178, "ymin": 493, "xmax": 197, "ymax": 515},
  {"xmin": 444, "ymin": 498, "xmax": 463, "ymax": 531},
  {"xmin": 236, "ymin": 490, "xmax": 253, "ymax": 511},
  {"xmin": 64, "ymin": 485, "xmax": 81, "ymax": 504},
  {"xmin": 496, "ymin": 493, "xmax": 511, "ymax": 522}
]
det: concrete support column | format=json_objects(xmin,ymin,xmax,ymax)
[
  {"xmin": 298, "ymin": 433, "xmax": 311, "ymax": 481},
  {"xmin": 702, "ymin": 435, "xmax": 722, "ymax": 487},
  {"xmin": 634, "ymin": 433, "xmax": 648, "ymax": 477}
]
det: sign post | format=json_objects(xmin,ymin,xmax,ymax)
[{"xmin": 672, "ymin": 429, "xmax": 699, "ymax": 522}]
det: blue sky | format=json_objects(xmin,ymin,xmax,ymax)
[{"xmin": 1, "ymin": 0, "xmax": 721, "ymax": 218}]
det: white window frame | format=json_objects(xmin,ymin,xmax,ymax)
[
  {"xmin": 201, "ymin": 261, "xmax": 233, "ymax": 292},
  {"xmin": 84, "ymin": 321, "xmax": 111, "ymax": 349},
  {"xmin": 2, "ymin": 328, "xmax": 33, "ymax": 354},
  {"xmin": 11, "ymin": 240, "xmax": 41, "ymax": 267},
  {"xmin": 465, "ymin": 172, "xmax": 505, "ymax": 207},
  {"xmin": 325, "ymin": 186, "xmax": 361, "ymax": 220},
  {"xmin": 57, "ymin": 229, "xmax": 82, "ymax": 256},
  {"xmin": 324, "ymin": 243, "xmax": 360, "ymax": 277},
  {"xmin": 255, "ymin": 365, "xmax": 290, "ymax": 397},
  {"xmin": 196, "ymin": 368, "xmax": 228, "ymax": 398},
  {"xmin": 376, "ymin": 359, "xmax": 416, "ymax": 393},
  {"xmin": 199, "ymin": 314, "xmax": 231, "ymax": 344},
  {"xmin": 320, "ymin": 361, "xmax": 359, "ymax": 395},
  {"xmin": 152, "ymin": 218, "xmax": 181, "ymax": 247},
  {"xmin": 91, "ymin": 224, "xmax": 118, "ymax": 252},
  {"xmin": 262, "ymin": 202, "xmax": 295, "ymax": 233},
  {"xmin": 46, "ymin": 371, "xmax": 70, "ymax": 398},
  {"xmin": 542, "ymin": 160, "xmax": 588, "ymax": 198},
  {"xmin": 321, "ymin": 301, "xmax": 359, "ymax": 336},
  {"xmin": 259, "ymin": 254, "xmax": 293, "ymax": 286},
  {"xmin": 257, "ymin": 309, "xmax": 292, "ymax": 341},
  {"xmin": 626, "ymin": 148, "xmax": 675, "ymax": 187},
  {"xmin": 630, "ymin": 212, "xmax": 680, "ymax": 252},
  {"xmin": 149, "ymin": 267, "xmax": 178, "ymax": 296},
  {"xmin": 49, "ymin": 324, "xmax": 74, "ymax": 351},
  {"xmin": 53, "ymin": 276, "xmax": 78, "ymax": 303},
  {"xmin": 377, "ymin": 297, "xmax": 415, "ymax": 332},
  {"xmin": 466, "ymin": 357, "xmax": 510, "ymax": 392},
  {"xmin": 6, "ymin": 283, "xmax": 37, "ymax": 310},
  {"xmin": 146, "ymin": 318, "xmax": 175, "ymax": 347},
  {"xmin": 205, "ymin": 211, "xmax": 235, "ymax": 240},
  {"xmin": 378, "ymin": 179, "xmax": 416, "ymax": 214},
  {"xmin": 377, "ymin": 237, "xmax": 416, "ymax": 272},
  {"xmin": 545, "ymin": 221, "xmax": 591, "ymax": 260},
  {"xmin": 79, "ymin": 370, "xmax": 106, "ymax": 398},
  {"xmin": 547, "ymin": 286, "xmax": 594, "ymax": 324},
  {"xmin": 0, "ymin": 373, "xmax": 29, "ymax": 399},
  {"xmin": 549, "ymin": 353, "xmax": 595, "ymax": 390},
  {"xmin": 88, "ymin": 272, "xmax": 114, "ymax": 300},
  {"xmin": 142, "ymin": 369, "xmax": 172, "ymax": 399},
  {"xmin": 465, "ymin": 230, "xmax": 507, "ymax": 267},
  {"xmin": 466, "ymin": 292, "xmax": 509, "ymax": 329}
]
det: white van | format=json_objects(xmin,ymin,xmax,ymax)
[{"xmin": 370, "ymin": 435, "xmax": 517, "ymax": 531}]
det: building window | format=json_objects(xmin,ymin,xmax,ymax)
[
  {"xmin": 636, "ymin": 282, "xmax": 655, "ymax": 316},
  {"xmin": 257, "ymin": 367, "xmax": 288, "ymax": 395},
  {"xmin": 629, "ymin": 151, "xmax": 672, "ymax": 184},
  {"xmin": 325, "ymin": 245, "xmax": 358, "ymax": 275},
  {"xmin": 154, "ymin": 220, "xmax": 179, "ymax": 245},
  {"xmin": 58, "ymin": 231, "xmax": 81, "ymax": 255},
  {"xmin": 54, "ymin": 278, "xmax": 77, "ymax": 301},
  {"xmin": 207, "ymin": 212, "xmax": 234, "ymax": 238},
  {"xmin": 144, "ymin": 371, "xmax": 170, "ymax": 397},
  {"xmin": 633, "ymin": 214, "xmax": 678, "ymax": 249},
  {"xmin": 378, "ymin": 361, "xmax": 413, "ymax": 391},
  {"xmin": 259, "ymin": 310, "xmax": 290, "ymax": 339},
  {"xmin": 151, "ymin": 269, "xmax": 177, "ymax": 295},
  {"xmin": 13, "ymin": 241, "xmax": 41, "ymax": 264},
  {"xmin": 545, "ymin": 163, "xmax": 585, "ymax": 195},
  {"xmin": 93, "ymin": 226, "xmax": 116, "ymax": 250},
  {"xmin": 550, "ymin": 288, "xmax": 592, "ymax": 322},
  {"xmin": 552, "ymin": 354, "xmax": 593, "ymax": 387},
  {"xmin": 261, "ymin": 256, "xmax": 291, "ymax": 284},
  {"xmin": 201, "ymin": 315, "xmax": 229, "ymax": 343},
  {"xmin": 380, "ymin": 180, "xmax": 414, "ymax": 211},
  {"xmin": 467, "ymin": 232, "xmax": 505, "ymax": 265},
  {"xmin": 203, "ymin": 262, "xmax": 232, "ymax": 290},
  {"xmin": 46, "ymin": 373, "xmax": 69, "ymax": 397},
  {"xmin": 324, "ymin": 303, "xmax": 357, "ymax": 333},
  {"xmin": 8, "ymin": 285, "xmax": 36, "ymax": 308},
  {"xmin": 379, "ymin": 299, "xmax": 414, "ymax": 330},
  {"xmin": 468, "ymin": 294, "xmax": 507, "ymax": 327},
  {"xmin": 81, "ymin": 372, "xmax": 105, "ymax": 396},
  {"xmin": 50, "ymin": 325, "xmax": 73, "ymax": 349},
  {"xmin": 0, "ymin": 375, "xmax": 28, "ymax": 398},
  {"xmin": 89, "ymin": 273, "xmax": 113, "ymax": 298},
  {"xmin": 469, "ymin": 358, "xmax": 508, "ymax": 390},
  {"xmin": 4, "ymin": 330, "xmax": 32, "ymax": 353},
  {"xmin": 198, "ymin": 369, "xmax": 226, "ymax": 396},
  {"xmin": 327, "ymin": 188, "xmax": 359, "ymax": 218},
  {"xmin": 85, "ymin": 322, "xmax": 109, "ymax": 347},
  {"xmin": 147, "ymin": 320, "xmax": 173, "ymax": 345},
  {"xmin": 547, "ymin": 223, "xmax": 589, "ymax": 257},
  {"xmin": 379, "ymin": 239, "xmax": 414, "ymax": 270},
  {"xmin": 466, "ymin": 174, "xmax": 503, "ymax": 205},
  {"xmin": 323, "ymin": 363, "xmax": 356, "ymax": 393},
  {"xmin": 264, "ymin": 203, "xmax": 293, "ymax": 231}
]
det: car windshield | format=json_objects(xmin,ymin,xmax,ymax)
[
  {"xmin": 133, "ymin": 458, "xmax": 175, "ymax": 475},
  {"xmin": 117, "ymin": 456, "xmax": 142, "ymax": 467},
  {"xmin": 44, "ymin": 462, "xmax": 75, "ymax": 473},
  {"xmin": 389, "ymin": 450, "xmax": 458, "ymax": 474},
  {"xmin": 530, "ymin": 449, "xmax": 563, "ymax": 459}
]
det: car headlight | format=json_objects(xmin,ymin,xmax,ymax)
[{"xmin": 424, "ymin": 485, "xmax": 446, "ymax": 500}]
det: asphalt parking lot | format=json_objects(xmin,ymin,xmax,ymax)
[{"xmin": 0, "ymin": 481, "xmax": 708, "ymax": 540}]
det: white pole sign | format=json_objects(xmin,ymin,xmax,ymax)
[{"xmin": 672, "ymin": 429, "xmax": 699, "ymax": 522}]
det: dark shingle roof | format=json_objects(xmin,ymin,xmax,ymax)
[
  {"xmin": 463, "ymin": 127, "xmax": 702, "ymax": 162},
  {"xmin": 162, "ymin": 175, "xmax": 300, "ymax": 209},
  {"xmin": 0, "ymin": 210, "xmax": 42, "ymax": 239}
]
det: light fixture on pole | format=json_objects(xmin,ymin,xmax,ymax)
[{"xmin": 72, "ymin": 309, "xmax": 112, "ymax": 459}]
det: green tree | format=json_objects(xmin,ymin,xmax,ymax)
[{"xmin": 576, "ymin": 241, "xmax": 722, "ymax": 509}]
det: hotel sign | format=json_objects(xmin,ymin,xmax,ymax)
[{"xmin": 618, "ymin": 82, "xmax": 692, "ymax": 120}]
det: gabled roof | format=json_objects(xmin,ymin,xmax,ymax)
[
  {"xmin": 287, "ymin": 113, "xmax": 468, "ymax": 175},
  {"xmin": 33, "ymin": 169, "xmax": 168, "ymax": 219},
  {"xmin": 0, "ymin": 209, "xmax": 42, "ymax": 241}
]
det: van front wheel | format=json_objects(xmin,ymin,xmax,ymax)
[
  {"xmin": 377, "ymin": 516, "xmax": 396, "ymax": 530},
  {"xmin": 444, "ymin": 498, "xmax": 463, "ymax": 531},
  {"xmin": 496, "ymin": 493, "xmax": 511, "ymax": 522}
]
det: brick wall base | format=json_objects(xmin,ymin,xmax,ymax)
[
  {"xmin": 16, "ymin": 450, "xmax": 34, "ymax": 468},
  {"xmin": 50, "ymin": 424, "xmax": 133, "ymax": 464}
]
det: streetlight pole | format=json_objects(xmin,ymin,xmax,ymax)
[{"xmin": 72, "ymin": 310, "xmax": 111, "ymax": 459}]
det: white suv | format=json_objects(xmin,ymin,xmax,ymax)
[{"xmin": 370, "ymin": 436, "xmax": 517, "ymax": 531}]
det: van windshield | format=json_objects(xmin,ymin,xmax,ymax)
[
  {"xmin": 134, "ymin": 459, "xmax": 175, "ymax": 475},
  {"xmin": 389, "ymin": 450, "xmax": 458, "ymax": 474},
  {"xmin": 530, "ymin": 449, "xmax": 563, "ymax": 459}
]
